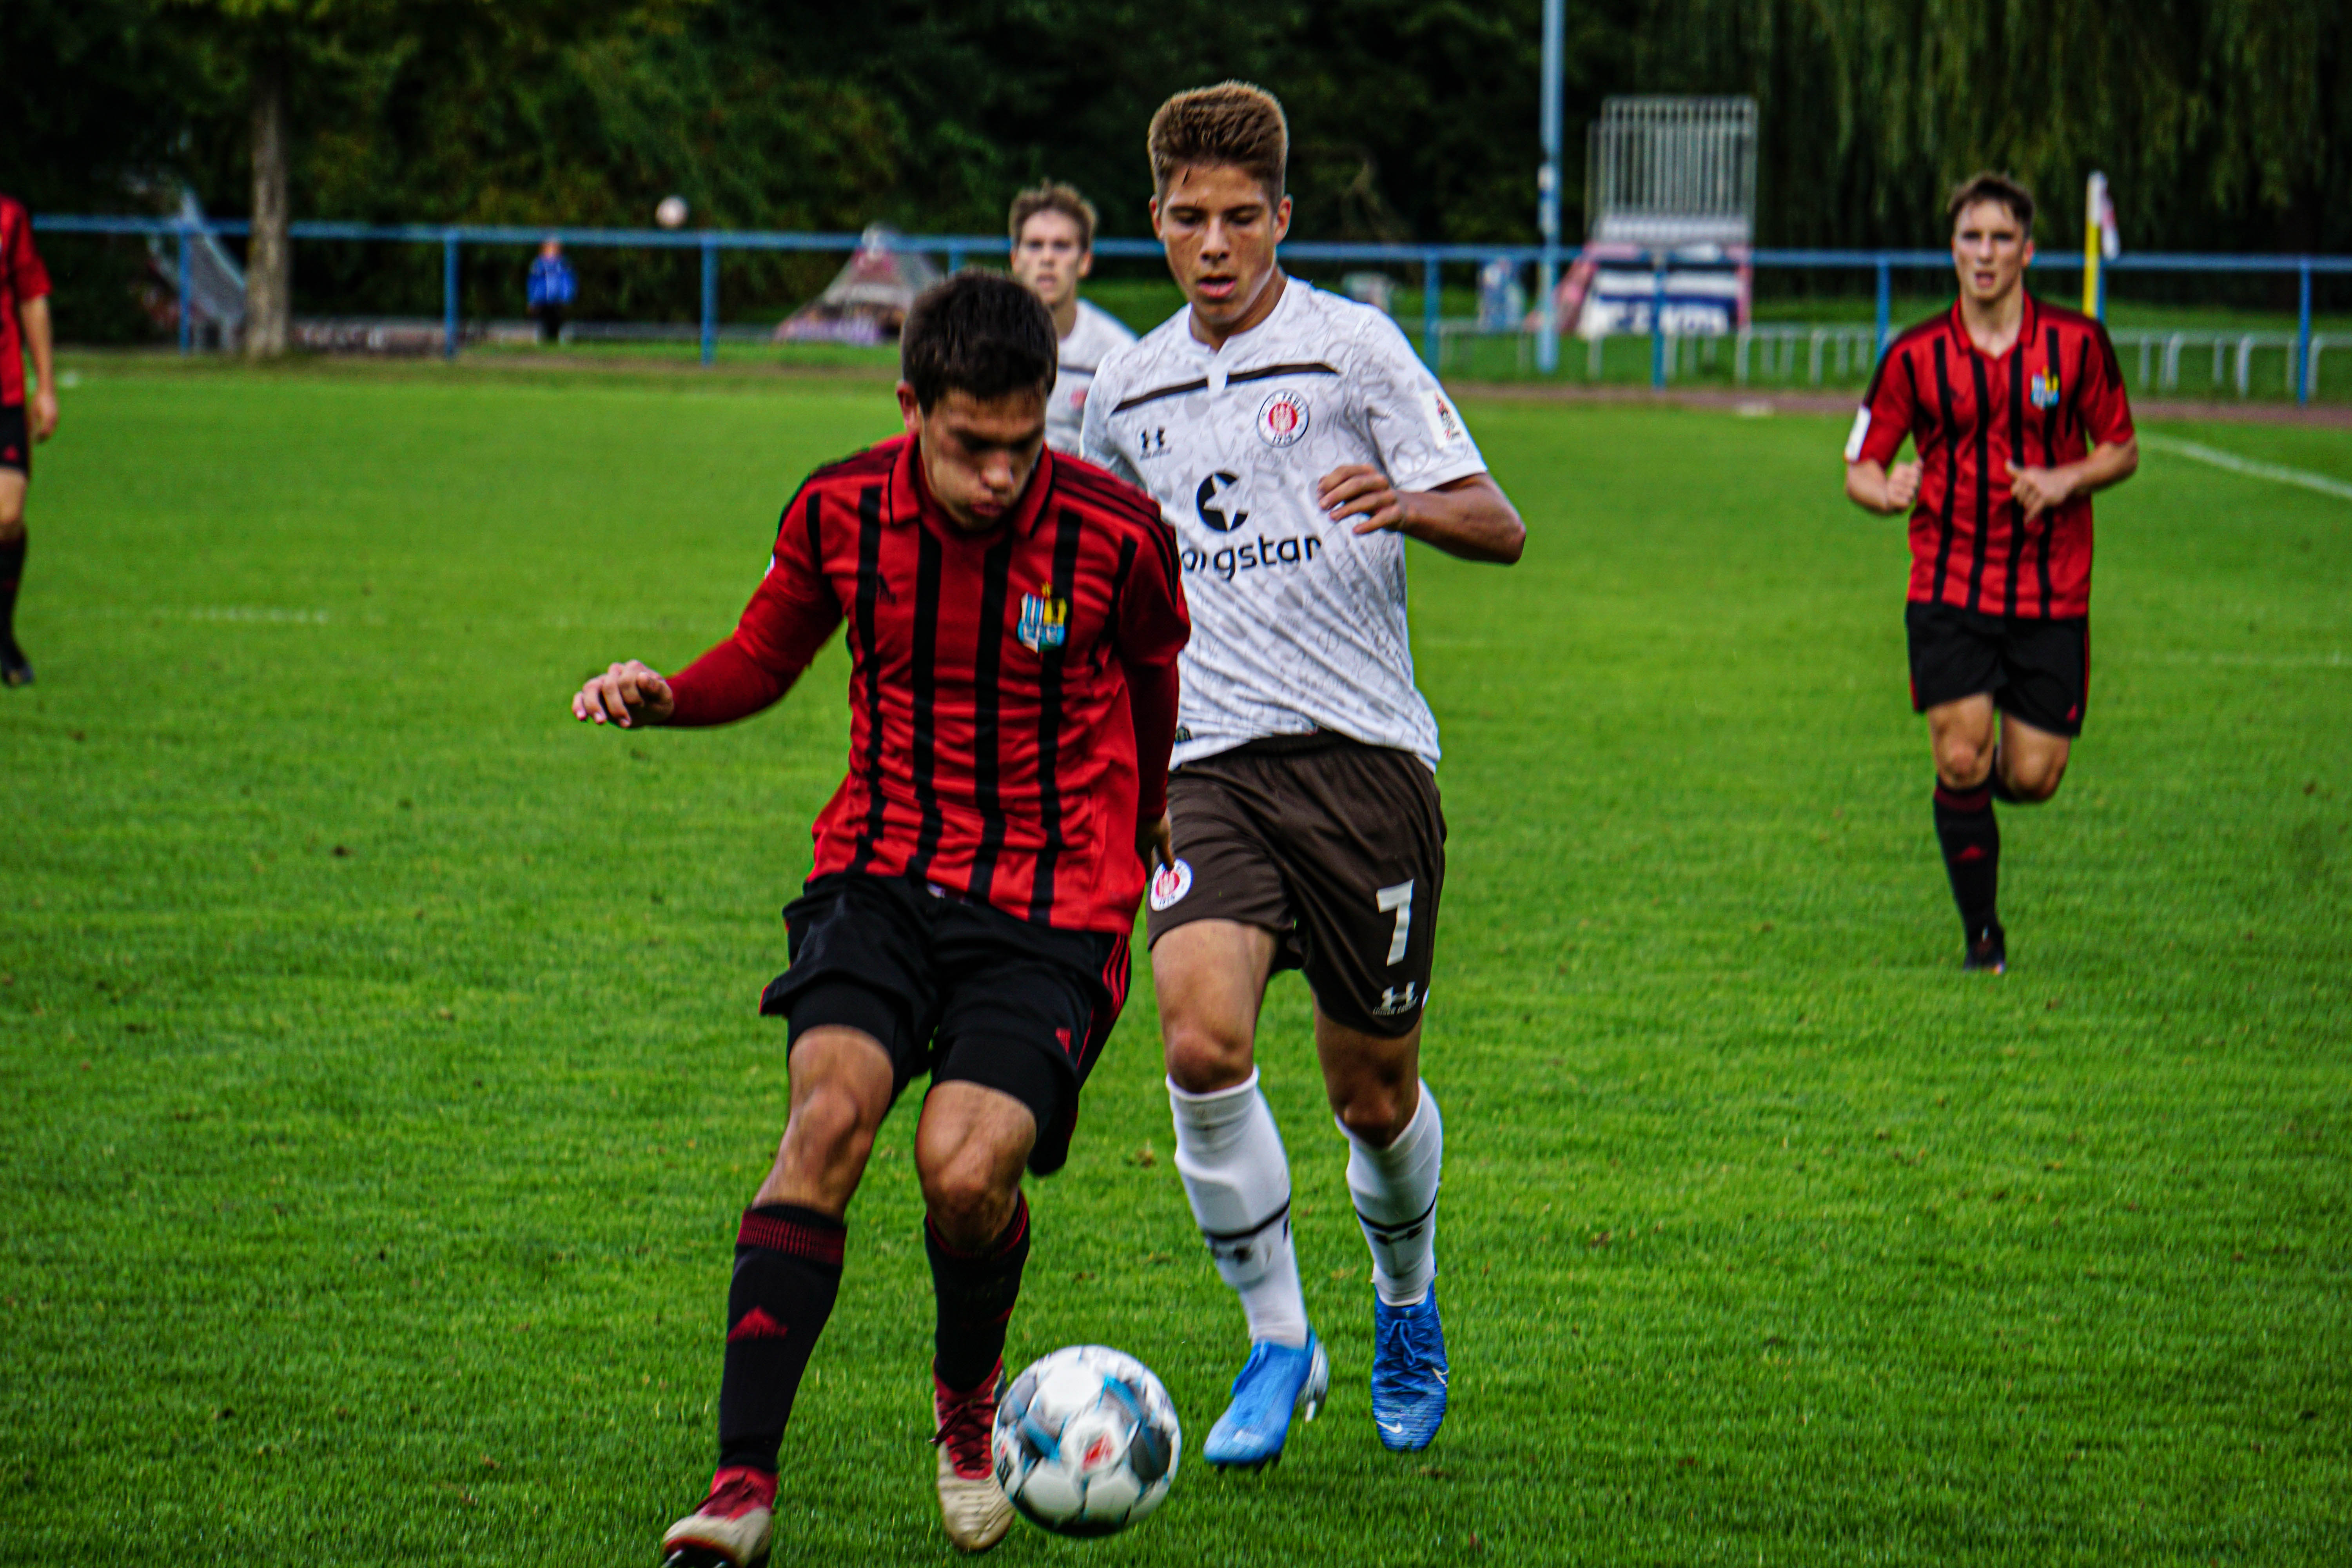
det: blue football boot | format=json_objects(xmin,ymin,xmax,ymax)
[
  {"xmin": 1202, "ymin": 1334, "xmax": 1330, "ymax": 1469},
  {"xmin": 1370, "ymin": 1289, "xmax": 1449, "ymax": 1451}
]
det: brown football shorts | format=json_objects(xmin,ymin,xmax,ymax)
[{"xmin": 1144, "ymin": 732, "xmax": 1445, "ymax": 1037}]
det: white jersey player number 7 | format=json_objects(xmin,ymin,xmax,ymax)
[{"xmin": 1080, "ymin": 279, "xmax": 1487, "ymax": 770}]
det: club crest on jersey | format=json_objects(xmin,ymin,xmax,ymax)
[
  {"xmin": 1149, "ymin": 858, "xmax": 1194, "ymax": 912},
  {"xmin": 1256, "ymin": 388, "xmax": 1310, "ymax": 447},
  {"xmin": 1016, "ymin": 583, "xmax": 1069, "ymax": 652},
  {"xmin": 2030, "ymin": 368, "xmax": 2062, "ymax": 409}
]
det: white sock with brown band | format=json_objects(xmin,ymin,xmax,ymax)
[
  {"xmin": 1341, "ymin": 1082, "xmax": 1442, "ymax": 1308},
  {"xmin": 1169, "ymin": 1071, "xmax": 1310, "ymax": 1348}
]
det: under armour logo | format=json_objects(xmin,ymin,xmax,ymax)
[
  {"xmin": 1138, "ymin": 427, "xmax": 1170, "ymax": 459},
  {"xmin": 1371, "ymin": 982, "xmax": 1421, "ymax": 1017},
  {"xmin": 1195, "ymin": 470, "xmax": 1247, "ymax": 533}
]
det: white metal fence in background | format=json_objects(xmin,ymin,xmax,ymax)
[{"xmin": 1586, "ymin": 97, "xmax": 1758, "ymax": 247}]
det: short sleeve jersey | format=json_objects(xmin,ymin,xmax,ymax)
[
  {"xmin": 1847, "ymin": 295, "xmax": 2133, "ymax": 619},
  {"xmin": 0, "ymin": 195, "xmax": 53, "ymax": 408},
  {"xmin": 1082, "ymin": 279, "xmax": 1487, "ymax": 768},
  {"xmin": 1045, "ymin": 300, "xmax": 1137, "ymax": 456}
]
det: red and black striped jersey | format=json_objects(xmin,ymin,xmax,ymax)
[
  {"xmin": 0, "ymin": 194, "xmax": 52, "ymax": 408},
  {"xmin": 667, "ymin": 434, "xmax": 1190, "ymax": 935},
  {"xmin": 1848, "ymin": 295, "xmax": 2134, "ymax": 619}
]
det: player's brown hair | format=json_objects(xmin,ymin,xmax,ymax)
[
  {"xmin": 1009, "ymin": 181, "xmax": 1099, "ymax": 251},
  {"xmin": 900, "ymin": 272, "xmax": 1058, "ymax": 411},
  {"xmin": 1946, "ymin": 172, "xmax": 2035, "ymax": 238},
  {"xmin": 1147, "ymin": 82, "xmax": 1287, "ymax": 202}
]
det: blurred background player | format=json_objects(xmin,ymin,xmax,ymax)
[
  {"xmin": 569, "ymin": 272, "xmax": 1187, "ymax": 1566},
  {"xmin": 1008, "ymin": 182, "xmax": 1134, "ymax": 454},
  {"xmin": 0, "ymin": 187, "xmax": 57, "ymax": 688},
  {"xmin": 1083, "ymin": 83, "xmax": 1524, "ymax": 1465},
  {"xmin": 1843, "ymin": 172, "xmax": 2138, "ymax": 972},
  {"xmin": 526, "ymin": 237, "xmax": 575, "ymax": 344}
]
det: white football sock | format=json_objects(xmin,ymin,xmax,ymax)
[
  {"xmin": 1169, "ymin": 1072, "xmax": 1310, "ymax": 1349},
  {"xmin": 1341, "ymin": 1082, "xmax": 1443, "ymax": 1308}
]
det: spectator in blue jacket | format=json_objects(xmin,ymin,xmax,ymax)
[{"xmin": 527, "ymin": 239, "xmax": 576, "ymax": 343}]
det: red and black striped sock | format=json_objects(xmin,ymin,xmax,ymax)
[
  {"xmin": 1932, "ymin": 780, "xmax": 2001, "ymax": 940},
  {"xmin": 926, "ymin": 1193, "xmax": 1030, "ymax": 1393},
  {"xmin": 715, "ymin": 1203, "xmax": 846, "ymax": 1473},
  {"xmin": 0, "ymin": 534, "xmax": 24, "ymax": 651}
]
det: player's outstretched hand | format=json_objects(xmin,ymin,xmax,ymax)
[
  {"xmin": 2004, "ymin": 459, "xmax": 2071, "ymax": 520},
  {"xmin": 1319, "ymin": 464, "xmax": 1406, "ymax": 535},
  {"xmin": 1885, "ymin": 460, "xmax": 1922, "ymax": 512},
  {"xmin": 30, "ymin": 388, "xmax": 58, "ymax": 443},
  {"xmin": 1139, "ymin": 812, "xmax": 1173, "ymax": 871},
  {"xmin": 572, "ymin": 660, "xmax": 675, "ymax": 728}
]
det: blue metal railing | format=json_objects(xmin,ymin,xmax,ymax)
[{"xmin": 34, "ymin": 214, "xmax": 2352, "ymax": 403}]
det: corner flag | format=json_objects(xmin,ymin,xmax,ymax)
[{"xmin": 2082, "ymin": 172, "xmax": 2120, "ymax": 318}]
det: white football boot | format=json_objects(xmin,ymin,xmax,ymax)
[{"xmin": 934, "ymin": 1362, "xmax": 1013, "ymax": 1552}]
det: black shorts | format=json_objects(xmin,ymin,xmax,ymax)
[
  {"xmin": 1906, "ymin": 602, "xmax": 2090, "ymax": 738},
  {"xmin": 758, "ymin": 872, "xmax": 1129, "ymax": 1176},
  {"xmin": 1144, "ymin": 733, "xmax": 1446, "ymax": 1038},
  {"xmin": 0, "ymin": 404, "xmax": 27, "ymax": 475}
]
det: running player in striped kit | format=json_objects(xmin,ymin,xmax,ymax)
[{"xmin": 1844, "ymin": 172, "xmax": 2138, "ymax": 971}]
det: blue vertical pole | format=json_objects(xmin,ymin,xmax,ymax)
[
  {"xmin": 1422, "ymin": 252, "xmax": 1441, "ymax": 368},
  {"xmin": 2296, "ymin": 261, "xmax": 2313, "ymax": 405},
  {"xmin": 701, "ymin": 238, "xmax": 718, "ymax": 367},
  {"xmin": 1874, "ymin": 256, "xmax": 1891, "ymax": 355},
  {"xmin": 1534, "ymin": 0, "xmax": 1563, "ymax": 374},
  {"xmin": 177, "ymin": 225, "xmax": 193, "ymax": 355},
  {"xmin": 443, "ymin": 230, "xmax": 459, "ymax": 359},
  {"xmin": 1650, "ymin": 252, "xmax": 1667, "ymax": 388}
]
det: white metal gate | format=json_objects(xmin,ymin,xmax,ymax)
[{"xmin": 1586, "ymin": 97, "xmax": 1759, "ymax": 248}]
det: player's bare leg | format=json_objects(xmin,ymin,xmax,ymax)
[
  {"xmin": 1927, "ymin": 698, "xmax": 2070, "ymax": 973},
  {"xmin": 665, "ymin": 1029, "xmax": 891, "ymax": 1568},
  {"xmin": 913, "ymin": 1082, "xmax": 1036, "ymax": 1553},
  {"xmin": 1314, "ymin": 1007, "xmax": 1449, "ymax": 1449},
  {"xmin": 1155, "ymin": 919, "xmax": 1327, "ymax": 1466},
  {"xmin": 0, "ymin": 474, "xmax": 30, "ymax": 688}
]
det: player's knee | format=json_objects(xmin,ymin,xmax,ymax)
[
  {"xmin": 0, "ymin": 506, "xmax": 24, "ymax": 540},
  {"xmin": 1330, "ymin": 1084, "xmax": 1412, "ymax": 1148},
  {"xmin": 1935, "ymin": 739, "xmax": 1991, "ymax": 789},
  {"xmin": 2008, "ymin": 758, "xmax": 2066, "ymax": 803},
  {"xmin": 1161, "ymin": 1017, "xmax": 1254, "ymax": 1094},
  {"xmin": 920, "ymin": 1160, "xmax": 1017, "ymax": 1248},
  {"xmin": 779, "ymin": 1084, "xmax": 873, "ymax": 1176}
]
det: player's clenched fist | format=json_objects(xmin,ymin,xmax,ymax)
[
  {"xmin": 1884, "ymin": 460, "xmax": 1922, "ymax": 511},
  {"xmin": 572, "ymin": 659, "xmax": 674, "ymax": 728}
]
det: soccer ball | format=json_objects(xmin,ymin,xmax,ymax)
[
  {"xmin": 655, "ymin": 195, "xmax": 690, "ymax": 230},
  {"xmin": 991, "ymin": 1345, "xmax": 1180, "ymax": 1537}
]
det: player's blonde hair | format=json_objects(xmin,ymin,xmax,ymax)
[
  {"xmin": 1009, "ymin": 181, "xmax": 1099, "ymax": 251},
  {"xmin": 1147, "ymin": 82, "xmax": 1287, "ymax": 203}
]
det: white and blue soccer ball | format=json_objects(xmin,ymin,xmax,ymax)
[{"xmin": 991, "ymin": 1345, "xmax": 1180, "ymax": 1537}]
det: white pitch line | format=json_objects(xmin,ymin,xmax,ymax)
[{"xmin": 2139, "ymin": 433, "xmax": 2352, "ymax": 504}]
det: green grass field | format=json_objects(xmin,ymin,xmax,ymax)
[{"xmin": 2, "ymin": 363, "xmax": 2347, "ymax": 1566}]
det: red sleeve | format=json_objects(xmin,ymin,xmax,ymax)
[
  {"xmin": 1848, "ymin": 340, "xmax": 1916, "ymax": 466},
  {"xmin": 1113, "ymin": 520, "xmax": 1191, "ymax": 820},
  {"xmin": 2078, "ymin": 322, "xmax": 2135, "ymax": 447},
  {"xmin": 7, "ymin": 205, "xmax": 50, "ymax": 301},
  {"xmin": 666, "ymin": 490, "xmax": 844, "ymax": 728}
]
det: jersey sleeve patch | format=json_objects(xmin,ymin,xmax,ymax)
[{"xmin": 1843, "ymin": 407, "xmax": 1873, "ymax": 463}]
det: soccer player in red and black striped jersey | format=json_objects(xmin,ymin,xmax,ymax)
[
  {"xmin": 569, "ymin": 273, "xmax": 1188, "ymax": 1566},
  {"xmin": 0, "ymin": 190, "xmax": 59, "ymax": 688},
  {"xmin": 1844, "ymin": 172, "xmax": 2138, "ymax": 971}
]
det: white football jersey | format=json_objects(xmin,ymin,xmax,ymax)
[
  {"xmin": 1046, "ymin": 299, "xmax": 1138, "ymax": 456},
  {"xmin": 1081, "ymin": 278, "xmax": 1487, "ymax": 768}
]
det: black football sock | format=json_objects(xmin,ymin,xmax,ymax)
[
  {"xmin": 715, "ymin": 1203, "xmax": 846, "ymax": 1473},
  {"xmin": 926, "ymin": 1192, "xmax": 1030, "ymax": 1393},
  {"xmin": 1933, "ymin": 779, "xmax": 2001, "ymax": 940},
  {"xmin": 0, "ymin": 533, "xmax": 24, "ymax": 653}
]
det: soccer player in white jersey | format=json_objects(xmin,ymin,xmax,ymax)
[
  {"xmin": 1009, "ymin": 182, "xmax": 1137, "ymax": 455},
  {"xmin": 1082, "ymin": 82, "xmax": 1524, "ymax": 1465}
]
